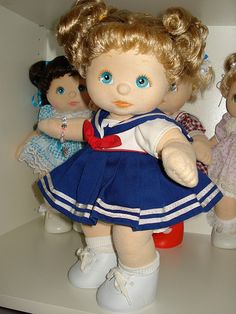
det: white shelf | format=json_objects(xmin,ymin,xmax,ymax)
[{"xmin": 0, "ymin": 218, "xmax": 235, "ymax": 314}]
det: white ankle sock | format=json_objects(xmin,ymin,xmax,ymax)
[
  {"xmin": 118, "ymin": 252, "xmax": 160, "ymax": 276},
  {"xmin": 85, "ymin": 236, "xmax": 115, "ymax": 253},
  {"xmin": 215, "ymin": 216, "xmax": 236, "ymax": 233}
]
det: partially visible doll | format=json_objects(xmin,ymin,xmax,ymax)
[
  {"xmin": 17, "ymin": 55, "xmax": 91, "ymax": 233},
  {"xmin": 152, "ymin": 8, "xmax": 214, "ymax": 249},
  {"xmin": 208, "ymin": 52, "xmax": 236, "ymax": 249}
]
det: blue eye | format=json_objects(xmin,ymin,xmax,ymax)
[
  {"xmin": 136, "ymin": 75, "xmax": 150, "ymax": 88},
  {"xmin": 100, "ymin": 71, "xmax": 113, "ymax": 85},
  {"xmin": 56, "ymin": 86, "xmax": 65, "ymax": 95}
]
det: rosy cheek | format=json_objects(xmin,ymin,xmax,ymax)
[{"xmin": 49, "ymin": 101, "xmax": 59, "ymax": 108}]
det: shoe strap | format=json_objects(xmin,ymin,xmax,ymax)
[
  {"xmin": 76, "ymin": 247, "xmax": 96, "ymax": 271},
  {"xmin": 107, "ymin": 267, "xmax": 132, "ymax": 305}
]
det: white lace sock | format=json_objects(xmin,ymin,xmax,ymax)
[
  {"xmin": 208, "ymin": 210, "xmax": 236, "ymax": 233},
  {"xmin": 85, "ymin": 236, "xmax": 115, "ymax": 253}
]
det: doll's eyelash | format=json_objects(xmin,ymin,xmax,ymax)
[
  {"xmin": 98, "ymin": 69, "xmax": 111, "ymax": 79},
  {"xmin": 140, "ymin": 74, "xmax": 152, "ymax": 86}
]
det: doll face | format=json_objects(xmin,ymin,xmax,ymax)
[
  {"xmin": 157, "ymin": 80, "xmax": 193, "ymax": 115},
  {"xmin": 46, "ymin": 74, "xmax": 90, "ymax": 113},
  {"xmin": 226, "ymin": 81, "xmax": 236, "ymax": 117},
  {"xmin": 86, "ymin": 49, "xmax": 169, "ymax": 120}
]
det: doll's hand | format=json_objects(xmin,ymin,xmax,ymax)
[
  {"xmin": 162, "ymin": 142, "xmax": 198, "ymax": 187},
  {"xmin": 192, "ymin": 137, "xmax": 212, "ymax": 165},
  {"xmin": 38, "ymin": 119, "xmax": 55, "ymax": 135}
]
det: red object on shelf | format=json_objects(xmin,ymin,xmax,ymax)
[{"xmin": 152, "ymin": 222, "xmax": 184, "ymax": 249}]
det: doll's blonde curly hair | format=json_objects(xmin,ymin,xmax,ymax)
[
  {"xmin": 160, "ymin": 7, "xmax": 214, "ymax": 102},
  {"xmin": 56, "ymin": 0, "xmax": 209, "ymax": 87},
  {"xmin": 219, "ymin": 52, "xmax": 236, "ymax": 98}
]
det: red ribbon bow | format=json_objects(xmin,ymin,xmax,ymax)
[{"xmin": 83, "ymin": 120, "xmax": 122, "ymax": 150}]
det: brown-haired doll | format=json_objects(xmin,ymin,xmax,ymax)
[
  {"xmin": 17, "ymin": 55, "xmax": 91, "ymax": 233},
  {"xmin": 36, "ymin": 1, "xmax": 222, "ymax": 311},
  {"xmin": 208, "ymin": 52, "xmax": 236, "ymax": 249}
]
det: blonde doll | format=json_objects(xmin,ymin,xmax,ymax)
[
  {"xmin": 37, "ymin": 1, "xmax": 222, "ymax": 311},
  {"xmin": 153, "ymin": 8, "xmax": 215, "ymax": 248},
  {"xmin": 208, "ymin": 52, "xmax": 236, "ymax": 249},
  {"xmin": 17, "ymin": 56, "xmax": 91, "ymax": 233}
]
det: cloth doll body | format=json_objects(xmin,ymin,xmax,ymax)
[
  {"xmin": 154, "ymin": 78, "xmax": 213, "ymax": 248},
  {"xmin": 208, "ymin": 54, "xmax": 236, "ymax": 249},
  {"xmin": 17, "ymin": 56, "xmax": 91, "ymax": 233},
  {"xmin": 37, "ymin": 3, "xmax": 222, "ymax": 312}
]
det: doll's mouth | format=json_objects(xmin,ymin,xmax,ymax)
[
  {"xmin": 69, "ymin": 101, "xmax": 79, "ymax": 107},
  {"xmin": 114, "ymin": 100, "xmax": 133, "ymax": 108}
]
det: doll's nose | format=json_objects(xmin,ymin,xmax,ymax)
[
  {"xmin": 68, "ymin": 90, "xmax": 77, "ymax": 98},
  {"xmin": 117, "ymin": 83, "xmax": 131, "ymax": 95}
]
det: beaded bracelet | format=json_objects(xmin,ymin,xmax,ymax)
[{"xmin": 60, "ymin": 116, "xmax": 68, "ymax": 157}]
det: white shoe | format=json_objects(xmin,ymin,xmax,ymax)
[
  {"xmin": 44, "ymin": 211, "xmax": 72, "ymax": 234},
  {"xmin": 68, "ymin": 247, "xmax": 117, "ymax": 288},
  {"xmin": 96, "ymin": 266, "xmax": 159, "ymax": 312},
  {"xmin": 72, "ymin": 222, "xmax": 83, "ymax": 233},
  {"xmin": 211, "ymin": 226, "xmax": 236, "ymax": 249}
]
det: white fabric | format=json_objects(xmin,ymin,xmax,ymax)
[
  {"xmin": 135, "ymin": 119, "xmax": 180, "ymax": 157},
  {"xmin": 96, "ymin": 116, "xmax": 179, "ymax": 155},
  {"xmin": 85, "ymin": 236, "xmax": 114, "ymax": 253}
]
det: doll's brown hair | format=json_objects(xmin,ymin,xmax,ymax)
[
  {"xmin": 29, "ymin": 55, "xmax": 79, "ymax": 106},
  {"xmin": 160, "ymin": 7, "xmax": 214, "ymax": 102},
  {"xmin": 57, "ymin": 0, "xmax": 201, "ymax": 85},
  {"xmin": 219, "ymin": 52, "xmax": 236, "ymax": 98}
]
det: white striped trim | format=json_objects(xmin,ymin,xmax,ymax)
[
  {"xmin": 93, "ymin": 206, "xmax": 140, "ymax": 221},
  {"xmin": 94, "ymin": 110, "xmax": 168, "ymax": 136},
  {"xmin": 200, "ymin": 188, "xmax": 220, "ymax": 208},
  {"xmin": 197, "ymin": 182, "xmax": 215, "ymax": 200},
  {"xmin": 138, "ymin": 202, "xmax": 200, "ymax": 225},
  {"xmin": 97, "ymin": 198, "xmax": 140, "ymax": 213},
  {"xmin": 47, "ymin": 175, "xmax": 75, "ymax": 205},
  {"xmin": 41, "ymin": 173, "xmax": 220, "ymax": 227}
]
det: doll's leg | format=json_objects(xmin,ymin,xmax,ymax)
[
  {"xmin": 209, "ymin": 196, "xmax": 236, "ymax": 249},
  {"xmin": 97, "ymin": 225, "xmax": 159, "ymax": 312},
  {"xmin": 68, "ymin": 221, "xmax": 117, "ymax": 288}
]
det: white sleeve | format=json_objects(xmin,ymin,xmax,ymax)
[{"xmin": 135, "ymin": 119, "xmax": 180, "ymax": 157}]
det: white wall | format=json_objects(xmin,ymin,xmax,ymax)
[
  {"xmin": 0, "ymin": 6, "xmax": 48, "ymax": 235},
  {"xmin": 184, "ymin": 26, "xmax": 236, "ymax": 234}
]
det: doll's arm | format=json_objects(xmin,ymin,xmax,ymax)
[
  {"xmin": 209, "ymin": 135, "xmax": 218, "ymax": 147},
  {"xmin": 16, "ymin": 129, "xmax": 40, "ymax": 159},
  {"xmin": 157, "ymin": 128, "xmax": 198, "ymax": 188},
  {"xmin": 38, "ymin": 117, "xmax": 85, "ymax": 141},
  {"xmin": 191, "ymin": 134, "xmax": 212, "ymax": 165}
]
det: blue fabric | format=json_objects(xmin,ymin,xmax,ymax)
[{"xmin": 38, "ymin": 109, "xmax": 222, "ymax": 230}]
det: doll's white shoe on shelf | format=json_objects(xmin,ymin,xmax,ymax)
[
  {"xmin": 44, "ymin": 210, "xmax": 72, "ymax": 234},
  {"xmin": 211, "ymin": 226, "xmax": 236, "ymax": 249},
  {"xmin": 68, "ymin": 247, "xmax": 117, "ymax": 288},
  {"xmin": 72, "ymin": 221, "xmax": 83, "ymax": 233},
  {"xmin": 96, "ymin": 265, "xmax": 159, "ymax": 312}
]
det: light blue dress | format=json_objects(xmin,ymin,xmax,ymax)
[{"xmin": 19, "ymin": 105, "xmax": 91, "ymax": 173}]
